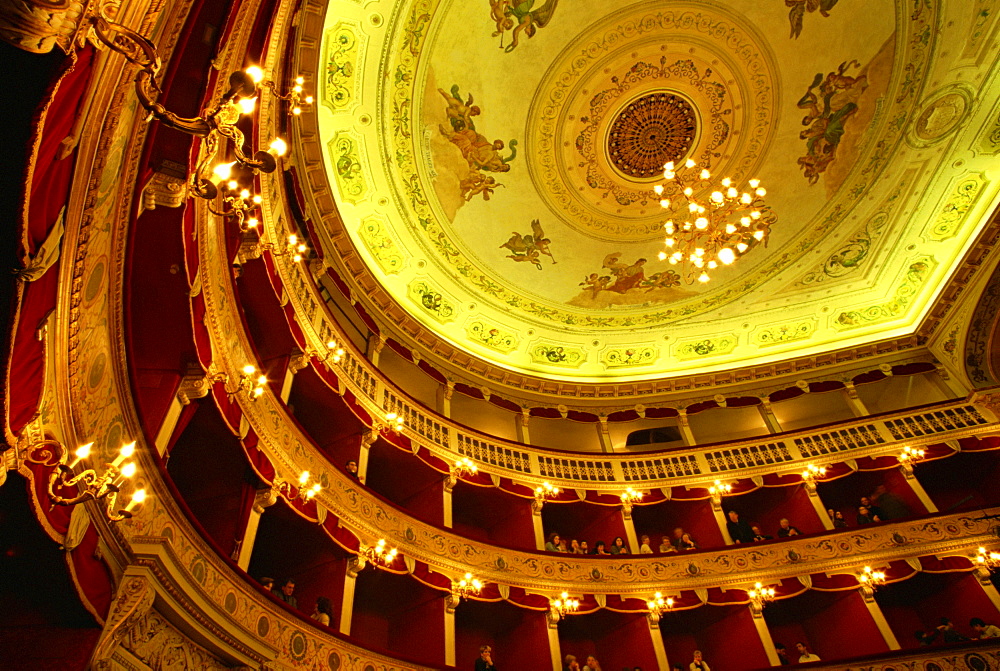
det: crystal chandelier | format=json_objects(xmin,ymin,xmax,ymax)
[{"xmin": 654, "ymin": 159, "xmax": 772, "ymax": 283}]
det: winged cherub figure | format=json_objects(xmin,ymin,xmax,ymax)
[{"xmin": 499, "ymin": 220, "xmax": 555, "ymax": 269}]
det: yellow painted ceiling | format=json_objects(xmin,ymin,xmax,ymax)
[{"xmin": 313, "ymin": 0, "xmax": 1000, "ymax": 382}]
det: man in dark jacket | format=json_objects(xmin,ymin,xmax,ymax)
[{"xmin": 726, "ymin": 510, "xmax": 755, "ymax": 544}]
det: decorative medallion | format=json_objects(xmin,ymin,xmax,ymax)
[
  {"xmin": 925, "ymin": 174, "xmax": 987, "ymax": 242},
  {"xmin": 358, "ymin": 216, "xmax": 406, "ymax": 274},
  {"xmin": 909, "ymin": 84, "xmax": 973, "ymax": 147},
  {"xmin": 529, "ymin": 343, "xmax": 587, "ymax": 368},
  {"xmin": 753, "ymin": 320, "xmax": 816, "ymax": 347},
  {"xmin": 674, "ymin": 335, "xmax": 738, "ymax": 360},
  {"xmin": 465, "ymin": 319, "xmax": 519, "ymax": 353},
  {"xmin": 601, "ymin": 346, "xmax": 658, "ymax": 369},
  {"xmin": 328, "ymin": 130, "xmax": 369, "ymax": 204},
  {"xmin": 407, "ymin": 279, "xmax": 457, "ymax": 323},
  {"xmin": 322, "ymin": 22, "xmax": 364, "ymax": 112},
  {"xmin": 607, "ymin": 91, "xmax": 697, "ymax": 179}
]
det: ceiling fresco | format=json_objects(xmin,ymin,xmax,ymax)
[{"xmin": 314, "ymin": 0, "xmax": 1000, "ymax": 382}]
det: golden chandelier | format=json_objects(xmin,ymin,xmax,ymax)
[{"xmin": 655, "ymin": 159, "xmax": 772, "ymax": 283}]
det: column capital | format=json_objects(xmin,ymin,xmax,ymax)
[
  {"xmin": 253, "ymin": 486, "xmax": 279, "ymax": 513},
  {"xmin": 177, "ymin": 372, "xmax": 213, "ymax": 405}
]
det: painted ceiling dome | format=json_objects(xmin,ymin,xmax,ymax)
[{"xmin": 312, "ymin": 0, "xmax": 999, "ymax": 384}]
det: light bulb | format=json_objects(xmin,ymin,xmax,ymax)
[
  {"xmin": 212, "ymin": 161, "xmax": 236, "ymax": 182},
  {"xmin": 245, "ymin": 66, "xmax": 265, "ymax": 83},
  {"xmin": 238, "ymin": 97, "xmax": 257, "ymax": 115},
  {"xmin": 685, "ymin": 159, "xmax": 696, "ymax": 168},
  {"xmin": 243, "ymin": 364, "xmax": 256, "ymax": 375},
  {"xmin": 268, "ymin": 138, "xmax": 288, "ymax": 157},
  {"xmin": 698, "ymin": 273, "xmax": 710, "ymax": 283},
  {"xmin": 658, "ymin": 251, "xmax": 667, "ymax": 260},
  {"xmin": 120, "ymin": 462, "xmax": 137, "ymax": 478}
]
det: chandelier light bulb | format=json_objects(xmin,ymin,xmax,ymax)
[
  {"xmin": 298, "ymin": 470, "xmax": 310, "ymax": 486},
  {"xmin": 237, "ymin": 96, "xmax": 257, "ymax": 115},
  {"xmin": 268, "ymin": 137, "xmax": 288, "ymax": 157},
  {"xmin": 212, "ymin": 161, "xmax": 236, "ymax": 182},
  {"xmin": 242, "ymin": 364, "xmax": 256, "ymax": 375},
  {"xmin": 246, "ymin": 217, "xmax": 259, "ymax": 229},
  {"xmin": 245, "ymin": 66, "xmax": 265, "ymax": 84}
]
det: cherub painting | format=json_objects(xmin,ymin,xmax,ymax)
[
  {"xmin": 500, "ymin": 220, "xmax": 554, "ymax": 270},
  {"xmin": 568, "ymin": 252, "xmax": 692, "ymax": 308},
  {"xmin": 786, "ymin": 0, "xmax": 840, "ymax": 39},
  {"xmin": 489, "ymin": 0, "xmax": 559, "ymax": 53},
  {"xmin": 797, "ymin": 60, "xmax": 868, "ymax": 185}
]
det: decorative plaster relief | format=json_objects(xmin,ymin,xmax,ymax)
[
  {"xmin": 752, "ymin": 320, "xmax": 816, "ymax": 347},
  {"xmin": 465, "ymin": 319, "xmax": 519, "ymax": 353},
  {"xmin": 327, "ymin": 130, "xmax": 370, "ymax": 204},
  {"xmin": 674, "ymin": 335, "xmax": 738, "ymax": 360},
  {"xmin": 601, "ymin": 345, "xmax": 658, "ymax": 369},
  {"xmin": 529, "ymin": 342, "xmax": 587, "ymax": 368},
  {"xmin": 358, "ymin": 216, "xmax": 406, "ymax": 274},
  {"xmin": 835, "ymin": 256, "xmax": 937, "ymax": 329},
  {"xmin": 924, "ymin": 174, "xmax": 988, "ymax": 242},
  {"xmin": 407, "ymin": 279, "xmax": 457, "ymax": 323},
  {"xmin": 322, "ymin": 22, "xmax": 365, "ymax": 113}
]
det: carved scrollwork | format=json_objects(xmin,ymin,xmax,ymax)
[{"xmin": 91, "ymin": 573, "xmax": 156, "ymax": 669}]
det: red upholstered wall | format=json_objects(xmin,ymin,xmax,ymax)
[
  {"xmin": 558, "ymin": 608, "xmax": 658, "ymax": 670},
  {"xmin": 722, "ymin": 483, "xmax": 824, "ymax": 539},
  {"xmin": 451, "ymin": 482, "xmax": 536, "ymax": 551},
  {"xmin": 364, "ymin": 441, "xmax": 444, "ymax": 527},
  {"xmin": 876, "ymin": 572, "xmax": 1000, "ymax": 647},
  {"xmin": 455, "ymin": 598, "xmax": 549, "ymax": 670},
  {"xmin": 764, "ymin": 589, "xmax": 888, "ymax": 662},
  {"xmin": 541, "ymin": 501, "xmax": 627, "ymax": 552},
  {"xmin": 914, "ymin": 451, "xmax": 1000, "ymax": 511},
  {"xmin": 351, "ymin": 569, "xmax": 446, "ymax": 667},
  {"xmin": 631, "ymin": 498, "xmax": 725, "ymax": 551},
  {"xmin": 660, "ymin": 604, "xmax": 769, "ymax": 670}
]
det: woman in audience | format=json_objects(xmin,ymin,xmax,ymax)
[
  {"xmin": 678, "ymin": 532, "xmax": 698, "ymax": 551},
  {"xmin": 580, "ymin": 541, "xmax": 589, "ymax": 554},
  {"xmin": 856, "ymin": 505, "xmax": 881, "ymax": 525},
  {"xmin": 610, "ymin": 536, "xmax": 629, "ymax": 554},
  {"xmin": 832, "ymin": 510, "xmax": 848, "ymax": 528},
  {"xmin": 639, "ymin": 534, "xmax": 653, "ymax": 554},
  {"xmin": 593, "ymin": 540, "xmax": 610, "ymax": 555},
  {"xmin": 563, "ymin": 654, "xmax": 581, "ymax": 671},
  {"xmin": 545, "ymin": 532, "xmax": 564, "ymax": 552},
  {"xmin": 659, "ymin": 535, "xmax": 677, "ymax": 553},
  {"xmin": 584, "ymin": 654, "xmax": 602, "ymax": 670},
  {"xmin": 311, "ymin": 596, "xmax": 333, "ymax": 626},
  {"xmin": 570, "ymin": 539, "xmax": 583, "ymax": 554}
]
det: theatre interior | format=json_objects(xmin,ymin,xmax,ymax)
[{"xmin": 6, "ymin": 0, "xmax": 1000, "ymax": 669}]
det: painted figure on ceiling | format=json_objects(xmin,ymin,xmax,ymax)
[
  {"xmin": 489, "ymin": 0, "xmax": 559, "ymax": 52},
  {"xmin": 500, "ymin": 220, "xmax": 555, "ymax": 269},
  {"xmin": 438, "ymin": 85, "xmax": 481, "ymax": 132},
  {"xmin": 603, "ymin": 253, "xmax": 647, "ymax": 293},
  {"xmin": 786, "ymin": 0, "xmax": 840, "ymax": 39},
  {"xmin": 797, "ymin": 60, "xmax": 868, "ymax": 185}
]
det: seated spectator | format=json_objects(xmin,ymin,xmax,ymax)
[
  {"xmin": 639, "ymin": 534, "xmax": 653, "ymax": 554},
  {"xmin": 937, "ymin": 617, "xmax": 969, "ymax": 643},
  {"xmin": 831, "ymin": 509, "xmax": 848, "ymax": 528},
  {"xmin": 545, "ymin": 532, "xmax": 564, "ymax": 552},
  {"xmin": 726, "ymin": 510, "xmax": 755, "ymax": 544},
  {"xmin": 659, "ymin": 535, "xmax": 677, "ymax": 553},
  {"xmin": 672, "ymin": 526, "xmax": 686, "ymax": 549},
  {"xmin": 915, "ymin": 629, "xmax": 938, "ymax": 646},
  {"xmin": 580, "ymin": 540, "xmax": 589, "ymax": 554},
  {"xmin": 563, "ymin": 654, "xmax": 581, "ymax": 671},
  {"xmin": 259, "ymin": 576, "xmax": 275, "ymax": 591},
  {"xmin": 971, "ymin": 617, "xmax": 1000, "ymax": 638},
  {"xmin": 311, "ymin": 596, "xmax": 333, "ymax": 626},
  {"xmin": 570, "ymin": 539, "xmax": 583, "ymax": 554},
  {"xmin": 610, "ymin": 536, "xmax": 629, "ymax": 555},
  {"xmin": 585, "ymin": 655, "xmax": 602, "ymax": 670},
  {"xmin": 860, "ymin": 496, "xmax": 884, "ymax": 520},
  {"xmin": 872, "ymin": 485, "xmax": 910, "ymax": 520},
  {"xmin": 593, "ymin": 540, "xmax": 610, "ymax": 555},
  {"xmin": 775, "ymin": 643, "xmax": 789, "ymax": 665},
  {"xmin": 276, "ymin": 578, "xmax": 297, "ymax": 609},
  {"xmin": 795, "ymin": 642, "xmax": 820, "ymax": 663},
  {"xmin": 345, "ymin": 459, "xmax": 359, "ymax": 479},
  {"xmin": 856, "ymin": 505, "xmax": 881, "ymax": 525},
  {"xmin": 476, "ymin": 645, "xmax": 496, "ymax": 671},
  {"xmin": 560, "ymin": 538, "xmax": 569, "ymax": 552},
  {"xmin": 777, "ymin": 518, "xmax": 801, "ymax": 537},
  {"xmin": 751, "ymin": 525, "xmax": 772, "ymax": 541},
  {"xmin": 678, "ymin": 533, "xmax": 698, "ymax": 551},
  {"xmin": 689, "ymin": 650, "xmax": 710, "ymax": 671}
]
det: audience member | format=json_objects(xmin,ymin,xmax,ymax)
[
  {"xmin": 860, "ymin": 496, "xmax": 884, "ymax": 520},
  {"xmin": 545, "ymin": 532, "xmax": 564, "ymax": 552},
  {"xmin": 639, "ymin": 534, "xmax": 653, "ymax": 554},
  {"xmin": 774, "ymin": 643, "xmax": 789, "ymax": 665},
  {"xmin": 276, "ymin": 579, "xmax": 297, "ymax": 609},
  {"xmin": 795, "ymin": 642, "xmax": 820, "ymax": 662},
  {"xmin": 610, "ymin": 536, "xmax": 629, "ymax": 555},
  {"xmin": 751, "ymin": 525, "xmax": 772, "ymax": 541},
  {"xmin": 584, "ymin": 654, "xmax": 602, "ymax": 670},
  {"xmin": 570, "ymin": 539, "xmax": 583, "ymax": 554},
  {"xmin": 311, "ymin": 596, "xmax": 333, "ymax": 626},
  {"xmin": 563, "ymin": 654, "xmax": 580, "ymax": 671},
  {"xmin": 560, "ymin": 538, "xmax": 569, "ymax": 552},
  {"xmin": 915, "ymin": 629, "xmax": 938, "ymax": 646},
  {"xmin": 593, "ymin": 540, "xmax": 610, "ymax": 555},
  {"xmin": 726, "ymin": 510, "xmax": 755, "ymax": 544},
  {"xmin": 831, "ymin": 510, "xmax": 848, "ymax": 528},
  {"xmin": 689, "ymin": 650, "xmax": 710, "ymax": 671},
  {"xmin": 475, "ymin": 644, "xmax": 496, "ymax": 671},
  {"xmin": 345, "ymin": 460, "xmax": 359, "ymax": 479},
  {"xmin": 659, "ymin": 535, "xmax": 677, "ymax": 553},
  {"xmin": 580, "ymin": 541, "xmax": 589, "ymax": 554},
  {"xmin": 259, "ymin": 576, "xmax": 274, "ymax": 591},
  {"xmin": 856, "ymin": 505, "xmax": 880, "ymax": 525},
  {"xmin": 672, "ymin": 666, "xmax": 684, "ymax": 671},
  {"xmin": 872, "ymin": 485, "xmax": 910, "ymax": 520},
  {"xmin": 672, "ymin": 527, "xmax": 686, "ymax": 549},
  {"xmin": 777, "ymin": 518, "xmax": 801, "ymax": 537},
  {"xmin": 937, "ymin": 617, "xmax": 970, "ymax": 643},
  {"xmin": 971, "ymin": 617, "xmax": 1000, "ymax": 638},
  {"xmin": 678, "ymin": 533, "xmax": 698, "ymax": 551}
]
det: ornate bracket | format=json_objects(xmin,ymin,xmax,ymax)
[
  {"xmin": 346, "ymin": 555, "xmax": 367, "ymax": 578},
  {"xmin": 177, "ymin": 372, "xmax": 213, "ymax": 405},
  {"xmin": 91, "ymin": 573, "xmax": 156, "ymax": 670},
  {"xmin": 252, "ymin": 486, "xmax": 278, "ymax": 514}
]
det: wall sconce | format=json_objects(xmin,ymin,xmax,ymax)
[
  {"xmin": 324, "ymin": 339, "xmax": 346, "ymax": 364},
  {"xmin": 549, "ymin": 591, "xmax": 580, "ymax": 624},
  {"xmin": 256, "ymin": 74, "xmax": 314, "ymax": 116},
  {"xmin": 646, "ymin": 591, "xmax": 674, "ymax": 623},
  {"xmin": 267, "ymin": 234, "xmax": 308, "ymax": 263},
  {"xmin": 22, "ymin": 439, "xmax": 148, "ymax": 522},
  {"xmin": 897, "ymin": 446, "xmax": 926, "ymax": 475},
  {"xmin": 620, "ymin": 487, "xmax": 643, "ymax": 519},
  {"xmin": 276, "ymin": 470, "xmax": 321, "ymax": 502},
  {"xmin": 361, "ymin": 538, "xmax": 398, "ymax": 567},
  {"xmin": 801, "ymin": 463, "xmax": 827, "ymax": 492},
  {"xmin": 446, "ymin": 457, "xmax": 478, "ymax": 491},
  {"xmin": 381, "ymin": 411, "xmax": 405, "ymax": 434},
  {"xmin": 208, "ymin": 185, "xmax": 262, "ymax": 232},
  {"xmin": 708, "ymin": 479, "xmax": 732, "ymax": 510},
  {"xmin": 747, "ymin": 582, "xmax": 776, "ymax": 614},
  {"xmin": 452, "ymin": 572, "xmax": 483, "ymax": 601},
  {"xmin": 976, "ymin": 546, "xmax": 1000, "ymax": 570},
  {"xmin": 858, "ymin": 565, "xmax": 887, "ymax": 588},
  {"xmin": 231, "ymin": 364, "xmax": 267, "ymax": 400},
  {"xmin": 532, "ymin": 480, "xmax": 561, "ymax": 514}
]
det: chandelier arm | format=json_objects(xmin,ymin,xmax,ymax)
[{"xmin": 24, "ymin": 439, "xmax": 67, "ymax": 467}]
